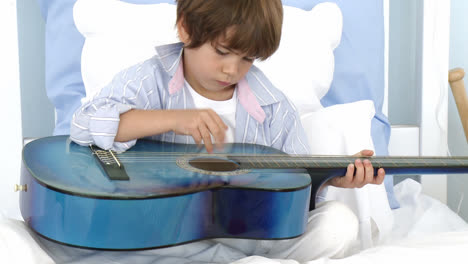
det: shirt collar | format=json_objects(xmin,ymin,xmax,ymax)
[
  {"xmin": 155, "ymin": 42, "xmax": 184, "ymax": 77},
  {"xmin": 155, "ymin": 42, "xmax": 266, "ymax": 123}
]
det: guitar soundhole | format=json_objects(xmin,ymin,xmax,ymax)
[{"xmin": 189, "ymin": 158, "xmax": 240, "ymax": 172}]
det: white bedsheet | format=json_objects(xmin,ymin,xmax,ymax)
[{"xmin": 1, "ymin": 179, "xmax": 467, "ymax": 264}]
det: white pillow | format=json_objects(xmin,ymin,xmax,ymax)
[
  {"xmin": 302, "ymin": 100, "xmax": 375, "ymax": 155},
  {"xmin": 74, "ymin": 0, "xmax": 179, "ymax": 101},
  {"xmin": 255, "ymin": 3, "xmax": 342, "ymax": 113},
  {"xmin": 73, "ymin": 0, "xmax": 342, "ymax": 112},
  {"xmin": 302, "ymin": 100, "xmax": 393, "ymax": 243}
]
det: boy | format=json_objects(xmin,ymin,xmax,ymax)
[{"xmin": 71, "ymin": 0, "xmax": 385, "ymax": 261}]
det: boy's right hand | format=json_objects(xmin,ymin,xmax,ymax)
[{"xmin": 170, "ymin": 109, "xmax": 228, "ymax": 153}]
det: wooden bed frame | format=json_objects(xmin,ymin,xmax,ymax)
[{"xmin": 449, "ymin": 68, "xmax": 468, "ymax": 142}]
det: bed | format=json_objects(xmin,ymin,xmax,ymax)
[{"xmin": 1, "ymin": 0, "xmax": 468, "ymax": 263}]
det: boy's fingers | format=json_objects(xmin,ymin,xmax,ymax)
[
  {"xmin": 353, "ymin": 159, "xmax": 364, "ymax": 186},
  {"xmin": 202, "ymin": 112, "xmax": 226, "ymax": 147},
  {"xmin": 198, "ymin": 125, "xmax": 213, "ymax": 153},
  {"xmin": 340, "ymin": 163, "xmax": 355, "ymax": 187},
  {"xmin": 353, "ymin": 149, "xmax": 374, "ymax": 157},
  {"xmin": 375, "ymin": 168, "xmax": 385, "ymax": 184},
  {"xmin": 363, "ymin": 159, "xmax": 374, "ymax": 184},
  {"xmin": 208, "ymin": 109, "xmax": 228, "ymax": 130},
  {"xmin": 191, "ymin": 129, "xmax": 203, "ymax": 146},
  {"xmin": 345, "ymin": 163, "xmax": 354, "ymax": 180}
]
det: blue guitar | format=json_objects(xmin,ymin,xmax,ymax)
[{"xmin": 20, "ymin": 136, "xmax": 468, "ymax": 250}]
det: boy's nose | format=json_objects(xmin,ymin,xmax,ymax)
[{"xmin": 222, "ymin": 61, "xmax": 239, "ymax": 77}]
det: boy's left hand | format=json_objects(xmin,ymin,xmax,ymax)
[{"xmin": 326, "ymin": 150, "xmax": 385, "ymax": 189}]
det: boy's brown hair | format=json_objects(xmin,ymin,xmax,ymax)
[{"xmin": 175, "ymin": 0, "xmax": 283, "ymax": 61}]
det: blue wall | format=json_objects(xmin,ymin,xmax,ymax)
[
  {"xmin": 388, "ymin": 0, "xmax": 422, "ymax": 127},
  {"xmin": 388, "ymin": 0, "xmax": 423, "ymax": 185},
  {"xmin": 17, "ymin": 0, "xmax": 54, "ymax": 138}
]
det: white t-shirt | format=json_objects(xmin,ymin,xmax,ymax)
[{"xmin": 185, "ymin": 80, "xmax": 236, "ymax": 143}]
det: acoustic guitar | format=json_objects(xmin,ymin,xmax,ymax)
[{"xmin": 19, "ymin": 136, "xmax": 468, "ymax": 250}]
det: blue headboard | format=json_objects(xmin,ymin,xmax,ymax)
[{"xmin": 37, "ymin": 0, "xmax": 397, "ymax": 208}]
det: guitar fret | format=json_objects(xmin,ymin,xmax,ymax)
[
  {"xmin": 273, "ymin": 159, "xmax": 281, "ymax": 168},
  {"xmin": 255, "ymin": 157, "xmax": 264, "ymax": 168},
  {"xmin": 422, "ymin": 159, "xmax": 429, "ymax": 167},
  {"xmin": 440, "ymin": 159, "xmax": 447, "ymax": 166},
  {"xmin": 291, "ymin": 159, "xmax": 299, "ymax": 167},
  {"xmin": 404, "ymin": 159, "xmax": 413, "ymax": 167},
  {"xmin": 265, "ymin": 158, "xmax": 274, "ymax": 168},
  {"xmin": 307, "ymin": 159, "xmax": 317, "ymax": 168}
]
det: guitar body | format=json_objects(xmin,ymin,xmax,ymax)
[{"xmin": 20, "ymin": 136, "xmax": 311, "ymax": 250}]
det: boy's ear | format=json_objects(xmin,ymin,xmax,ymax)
[{"xmin": 177, "ymin": 18, "xmax": 190, "ymax": 44}]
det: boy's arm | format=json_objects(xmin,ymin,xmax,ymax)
[
  {"xmin": 71, "ymin": 65, "xmax": 227, "ymax": 152},
  {"xmin": 116, "ymin": 109, "xmax": 227, "ymax": 153},
  {"xmin": 114, "ymin": 109, "xmax": 174, "ymax": 142},
  {"xmin": 70, "ymin": 61, "xmax": 161, "ymax": 151}
]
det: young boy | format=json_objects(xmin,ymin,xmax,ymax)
[{"xmin": 71, "ymin": 0, "xmax": 385, "ymax": 261}]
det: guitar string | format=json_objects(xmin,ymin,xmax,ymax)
[
  {"xmin": 110, "ymin": 161, "xmax": 467, "ymax": 167},
  {"xmin": 93, "ymin": 150, "xmax": 468, "ymax": 167},
  {"xmin": 115, "ymin": 151, "xmax": 468, "ymax": 158},
  {"xmin": 114, "ymin": 155, "xmax": 468, "ymax": 163},
  {"xmin": 114, "ymin": 153, "xmax": 468, "ymax": 160},
  {"xmin": 110, "ymin": 155, "xmax": 468, "ymax": 166},
  {"xmin": 114, "ymin": 157, "xmax": 466, "ymax": 162},
  {"xmin": 115, "ymin": 153, "xmax": 468, "ymax": 160},
  {"xmin": 114, "ymin": 153, "xmax": 468, "ymax": 161}
]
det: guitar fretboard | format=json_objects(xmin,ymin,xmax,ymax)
[{"xmin": 229, "ymin": 155, "xmax": 468, "ymax": 175}]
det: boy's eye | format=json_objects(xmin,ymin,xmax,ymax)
[
  {"xmin": 215, "ymin": 48, "xmax": 228, "ymax": 55},
  {"xmin": 243, "ymin": 57, "xmax": 256, "ymax": 62},
  {"xmin": 215, "ymin": 46, "xmax": 255, "ymax": 62}
]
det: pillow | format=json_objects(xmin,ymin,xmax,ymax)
[
  {"xmin": 302, "ymin": 100, "xmax": 394, "ymax": 242},
  {"xmin": 74, "ymin": 0, "xmax": 341, "ymax": 113},
  {"xmin": 74, "ymin": 0, "xmax": 179, "ymax": 101},
  {"xmin": 254, "ymin": 3, "xmax": 342, "ymax": 113},
  {"xmin": 302, "ymin": 100, "xmax": 375, "ymax": 155}
]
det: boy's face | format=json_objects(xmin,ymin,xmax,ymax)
[{"xmin": 181, "ymin": 28, "xmax": 255, "ymax": 100}]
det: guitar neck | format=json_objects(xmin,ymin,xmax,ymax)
[{"xmin": 232, "ymin": 155, "xmax": 468, "ymax": 175}]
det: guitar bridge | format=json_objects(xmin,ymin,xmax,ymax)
[{"xmin": 90, "ymin": 145, "xmax": 129, "ymax": 181}]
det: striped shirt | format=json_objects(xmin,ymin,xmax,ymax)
[{"xmin": 70, "ymin": 42, "xmax": 311, "ymax": 155}]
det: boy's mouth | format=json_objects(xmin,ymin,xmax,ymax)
[{"xmin": 217, "ymin": 81, "xmax": 231, "ymax": 87}]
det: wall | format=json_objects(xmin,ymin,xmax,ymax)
[
  {"xmin": 1, "ymin": 0, "xmax": 24, "ymax": 220},
  {"xmin": 388, "ymin": 0, "xmax": 423, "ymax": 184},
  {"xmin": 17, "ymin": 0, "xmax": 54, "ymax": 138},
  {"xmin": 388, "ymin": 0, "xmax": 422, "ymax": 127}
]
